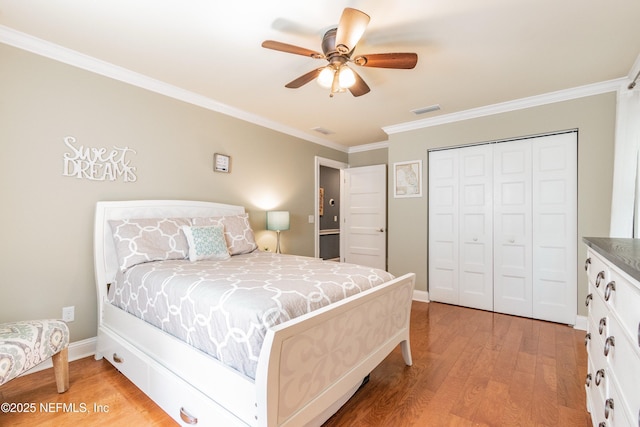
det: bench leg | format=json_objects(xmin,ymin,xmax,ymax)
[{"xmin": 51, "ymin": 347, "xmax": 69, "ymax": 393}]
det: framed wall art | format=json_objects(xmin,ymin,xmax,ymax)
[{"xmin": 393, "ymin": 160, "xmax": 422, "ymax": 198}]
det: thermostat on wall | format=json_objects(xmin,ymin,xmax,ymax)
[{"xmin": 214, "ymin": 153, "xmax": 231, "ymax": 173}]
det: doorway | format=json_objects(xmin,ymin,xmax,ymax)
[{"xmin": 314, "ymin": 157, "xmax": 347, "ymax": 259}]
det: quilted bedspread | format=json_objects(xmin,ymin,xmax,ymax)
[{"xmin": 108, "ymin": 251, "xmax": 394, "ymax": 379}]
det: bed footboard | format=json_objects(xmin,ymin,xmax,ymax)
[{"xmin": 255, "ymin": 272, "xmax": 415, "ymax": 427}]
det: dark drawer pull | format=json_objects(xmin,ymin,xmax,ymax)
[
  {"xmin": 585, "ymin": 373, "xmax": 592, "ymax": 387},
  {"xmin": 595, "ymin": 369, "xmax": 605, "ymax": 386},
  {"xmin": 604, "ymin": 281, "xmax": 616, "ymax": 301},
  {"xmin": 585, "ymin": 333, "xmax": 591, "ymax": 347},
  {"xmin": 604, "ymin": 336, "xmax": 615, "ymax": 356},
  {"xmin": 605, "ymin": 398, "xmax": 614, "ymax": 419},
  {"xmin": 585, "ymin": 293, "xmax": 593, "ymax": 307},
  {"xmin": 599, "ymin": 317, "xmax": 607, "ymax": 335},
  {"xmin": 585, "ymin": 257, "xmax": 591, "ymax": 271},
  {"xmin": 596, "ymin": 271, "xmax": 605, "ymax": 287},
  {"xmin": 112, "ymin": 353, "xmax": 124, "ymax": 364}
]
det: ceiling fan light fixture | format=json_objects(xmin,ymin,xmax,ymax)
[
  {"xmin": 338, "ymin": 66, "xmax": 356, "ymax": 88},
  {"xmin": 317, "ymin": 67, "xmax": 334, "ymax": 88}
]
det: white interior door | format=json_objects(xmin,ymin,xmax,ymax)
[
  {"xmin": 343, "ymin": 165, "xmax": 387, "ymax": 270},
  {"xmin": 428, "ymin": 149, "xmax": 459, "ymax": 304},
  {"xmin": 532, "ymin": 133, "xmax": 577, "ymax": 324},
  {"xmin": 493, "ymin": 140, "xmax": 533, "ymax": 318},
  {"xmin": 459, "ymin": 145, "xmax": 494, "ymax": 310}
]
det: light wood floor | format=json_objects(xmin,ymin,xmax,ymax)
[{"xmin": 0, "ymin": 302, "xmax": 591, "ymax": 426}]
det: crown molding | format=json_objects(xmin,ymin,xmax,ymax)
[
  {"xmin": 383, "ymin": 78, "xmax": 626, "ymax": 135},
  {"xmin": 2, "ymin": 25, "xmax": 630, "ymax": 154},
  {"xmin": 348, "ymin": 140, "xmax": 389, "ymax": 153},
  {"xmin": 0, "ymin": 25, "xmax": 350, "ymax": 153}
]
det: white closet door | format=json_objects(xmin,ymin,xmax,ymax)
[
  {"xmin": 532, "ymin": 133, "xmax": 577, "ymax": 324},
  {"xmin": 458, "ymin": 145, "xmax": 493, "ymax": 310},
  {"xmin": 493, "ymin": 140, "xmax": 533, "ymax": 318},
  {"xmin": 428, "ymin": 149, "xmax": 459, "ymax": 304}
]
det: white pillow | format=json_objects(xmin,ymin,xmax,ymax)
[{"xmin": 182, "ymin": 225, "xmax": 230, "ymax": 262}]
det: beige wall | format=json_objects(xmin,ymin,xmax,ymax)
[
  {"xmin": 348, "ymin": 147, "xmax": 388, "ymax": 167},
  {"xmin": 0, "ymin": 44, "xmax": 347, "ymax": 341},
  {"xmin": 387, "ymin": 93, "xmax": 617, "ymax": 317}
]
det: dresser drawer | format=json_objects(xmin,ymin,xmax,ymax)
[
  {"xmin": 604, "ymin": 374, "xmax": 634, "ymax": 427},
  {"xmin": 588, "ymin": 286, "xmax": 610, "ymax": 339},
  {"xmin": 606, "ymin": 314, "xmax": 640, "ymax": 425},
  {"xmin": 587, "ymin": 316, "xmax": 609, "ymax": 405},
  {"xmin": 606, "ymin": 267, "xmax": 640, "ymax": 351},
  {"xmin": 586, "ymin": 356, "xmax": 607, "ymax": 426}
]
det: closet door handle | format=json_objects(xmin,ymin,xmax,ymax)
[
  {"xmin": 604, "ymin": 336, "xmax": 615, "ymax": 356},
  {"xmin": 596, "ymin": 271, "xmax": 605, "ymax": 287},
  {"xmin": 585, "ymin": 257, "xmax": 591, "ymax": 271},
  {"xmin": 604, "ymin": 281, "xmax": 616, "ymax": 301},
  {"xmin": 585, "ymin": 293, "xmax": 593, "ymax": 307}
]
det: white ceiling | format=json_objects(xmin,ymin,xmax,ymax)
[{"xmin": 2, "ymin": 0, "xmax": 640, "ymax": 150}]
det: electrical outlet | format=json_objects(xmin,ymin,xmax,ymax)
[{"xmin": 62, "ymin": 306, "xmax": 75, "ymax": 322}]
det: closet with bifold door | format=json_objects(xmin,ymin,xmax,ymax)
[{"xmin": 428, "ymin": 131, "xmax": 577, "ymax": 324}]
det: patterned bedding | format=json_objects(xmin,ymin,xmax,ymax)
[{"xmin": 108, "ymin": 251, "xmax": 394, "ymax": 379}]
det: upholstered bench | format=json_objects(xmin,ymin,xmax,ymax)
[{"xmin": 0, "ymin": 319, "xmax": 70, "ymax": 393}]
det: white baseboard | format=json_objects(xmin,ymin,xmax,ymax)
[
  {"xmin": 573, "ymin": 315, "xmax": 587, "ymax": 331},
  {"xmin": 413, "ymin": 290, "xmax": 430, "ymax": 303},
  {"xmin": 20, "ymin": 337, "xmax": 97, "ymax": 377}
]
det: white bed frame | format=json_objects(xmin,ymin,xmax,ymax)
[{"xmin": 93, "ymin": 200, "xmax": 415, "ymax": 426}]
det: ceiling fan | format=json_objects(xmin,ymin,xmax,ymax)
[{"xmin": 262, "ymin": 8, "xmax": 418, "ymax": 97}]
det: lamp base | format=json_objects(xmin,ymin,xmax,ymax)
[{"xmin": 275, "ymin": 230, "xmax": 282, "ymax": 254}]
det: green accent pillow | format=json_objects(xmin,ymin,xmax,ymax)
[{"xmin": 182, "ymin": 225, "xmax": 230, "ymax": 262}]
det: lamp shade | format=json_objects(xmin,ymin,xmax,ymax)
[{"xmin": 266, "ymin": 211, "xmax": 290, "ymax": 231}]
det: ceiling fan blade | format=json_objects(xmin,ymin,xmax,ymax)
[
  {"xmin": 353, "ymin": 53, "xmax": 418, "ymax": 69},
  {"xmin": 285, "ymin": 68, "xmax": 324, "ymax": 88},
  {"xmin": 348, "ymin": 69, "xmax": 370, "ymax": 97},
  {"xmin": 335, "ymin": 8, "xmax": 370, "ymax": 54},
  {"xmin": 261, "ymin": 40, "xmax": 324, "ymax": 59}
]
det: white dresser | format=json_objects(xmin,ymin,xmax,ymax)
[{"xmin": 584, "ymin": 238, "xmax": 640, "ymax": 427}]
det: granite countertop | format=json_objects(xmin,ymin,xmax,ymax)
[{"xmin": 583, "ymin": 237, "xmax": 640, "ymax": 283}]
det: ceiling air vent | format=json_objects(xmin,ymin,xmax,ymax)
[
  {"xmin": 411, "ymin": 104, "xmax": 441, "ymax": 115},
  {"xmin": 312, "ymin": 127, "xmax": 335, "ymax": 135}
]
